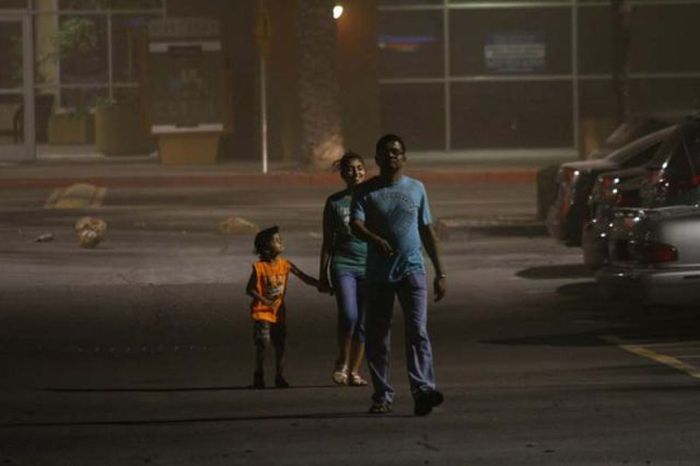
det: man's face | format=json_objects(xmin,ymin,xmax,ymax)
[{"xmin": 376, "ymin": 140, "xmax": 406, "ymax": 173}]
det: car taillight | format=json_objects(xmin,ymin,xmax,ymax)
[
  {"xmin": 646, "ymin": 167, "xmax": 662, "ymax": 185},
  {"xmin": 593, "ymin": 175, "xmax": 617, "ymax": 202},
  {"xmin": 628, "ymin": 240, "xmax": 678, "ymax": 264},
  {"xmin": 560, "ymin": 167, "xmax": 580, "ymax": 185},
  {"xmin": 614, "ymin": 189, "xmax": 637, "ymax": 207}
]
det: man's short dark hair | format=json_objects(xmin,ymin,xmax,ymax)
[
  {"xmin": 254, "ymin": 225, "xmax": 279, "ymax": 256},
  {"xmin": 376, "ymin": 134, "xmax": 406, "ymax": 155}
]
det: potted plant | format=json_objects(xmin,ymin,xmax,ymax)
[
  {"xmin": 95, "ymin": 96, "xmax": 155, "ymax": 155},
  {"xmin": 47, "ymin": 17, "xmax": 98, "ymax": 145}
]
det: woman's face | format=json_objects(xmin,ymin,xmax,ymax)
[{"xmin": 341, "ymin": 158, "xmax": 366, "ymax": 187}]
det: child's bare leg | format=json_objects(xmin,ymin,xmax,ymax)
[
  {"xmin": 270, "ymin": 321, "xmax": 289, "ymax": 388},
  {"xmin": 255, "ymin": 342, "xmax": 266, "ymax": 374},
  {"xmin": 273, "ymin": 340, "xmax": 289, "ymax": 388},
  {"xmin": 253, "ymin": 339, "xmax": 267, "ymax": 389}
]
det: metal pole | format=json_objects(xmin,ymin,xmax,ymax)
[
  {"xmin": 572, "ymin": 0, "xmax": 579, "ymax": 155},
  {"xmin": 258, "ymin": 0, "xmax": 269, "ymax": 174},
  {"xmin": 23, "ymin": 12, "xmax": 36, "ymax": 161},
  {"xmin": 107, "ymin": 11, "xmax": 113, "ymax": 99},
  {"xmin": 261, "ymin": 52, "xmax": 268, "ymax": 174},
  {"xmin": 443, "ymin": 0, "xmax": 451, "ymax": 153}
]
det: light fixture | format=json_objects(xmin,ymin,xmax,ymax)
[{"xmin": 333, "ymin": 4, "xmax": 344, "ymax": 20}]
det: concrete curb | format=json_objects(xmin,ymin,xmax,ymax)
[{"xmin": 0, "ymin": 169, "xmax": 536, "ymax": 189}]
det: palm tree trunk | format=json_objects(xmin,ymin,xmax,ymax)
[{"xmin": 296, "ymin": 0, "xmax": 344, "ymax": 168}]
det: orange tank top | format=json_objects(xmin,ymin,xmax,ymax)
[{"xmin": 250, "ymin": 258, "xmax": 291, "ymax": 323}]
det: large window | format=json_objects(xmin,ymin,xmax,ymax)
[
  {"xmin": 449, "ymin": 8, "xmax": 571, "ymax": 77},
  {"xmin": 32, "ymin": 1, "xmax": 165, "ymax": 111},
  {"xmin": 380, "ymin": 83, "xmax": 444, "ymax": 151},
  {"xmin": 378, "ymin": 10, "xmax": 443, "ymax": 79},
  {"xmin": 378, "ymin": 1, "xmax": 700, "ymax": 152},
  {"xmin": 451, "ymin": 81, "xmax": 572, "ymax": 149}
]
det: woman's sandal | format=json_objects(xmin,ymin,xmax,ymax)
[
  {"xmin": 368, "ymin": 400, "xmax": 392, "ymax": 414},
  {"xmin": 348, "ymin": 372, "xmax": 368, "ymax": 387},
  {"xmin": 332, "ymin": 366, "xmax": 349, "ymax": 386}
]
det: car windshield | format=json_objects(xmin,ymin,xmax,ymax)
[
  {"xmin": 606, "ymin": 126, "xmax": 674, "ymax": 165},
  {"xmin": 647, "ymin": 124, "xmax": 686, "ymax": 168},
  {"xmin": 598, "ymin": 117, "xmax": 678, "ymax": 160}
]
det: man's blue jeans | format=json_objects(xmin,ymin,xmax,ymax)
[{"xmin": 365, "ymin": 272, "xmax": 436, "ymax": 403}]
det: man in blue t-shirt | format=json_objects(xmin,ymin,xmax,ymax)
[{"xmin": 351, "ymin": 133, "xmax": 447, "ymax": 416}]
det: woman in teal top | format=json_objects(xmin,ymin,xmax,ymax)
[{"xmin": 318, "ymin": 152, "xmax": 369, "ymax": 386}]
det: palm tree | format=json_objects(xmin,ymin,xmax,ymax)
[{"xmin": 295, "ymin": 0, "xmax": 344, "ymax": 168}]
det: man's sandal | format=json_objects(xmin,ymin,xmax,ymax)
[{"xmin": 368, "ymin": 400, "xmax": 392, "ymax": 414}]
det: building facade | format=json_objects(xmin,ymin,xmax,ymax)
[{"xmin": 1, "ymin": 0, "xmax": 699, "ymax": 164}]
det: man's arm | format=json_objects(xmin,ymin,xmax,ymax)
[
  {"xmin": 419, "ymin": 224, "xmax": 446, "ymax": 302},
  {"xmin": 350, "ymin": 219, "xmax": 394, "ymax": 256}
]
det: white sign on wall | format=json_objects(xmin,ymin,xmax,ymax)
[{"xmin": 484, "ymin": 32, "xmax": 546, "ymax": 74}]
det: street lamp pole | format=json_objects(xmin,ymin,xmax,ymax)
[{"xmin": 256, "ymin": 0, "xmax": 271, "ymax": 174}]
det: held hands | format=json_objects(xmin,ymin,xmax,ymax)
[
  {"xmin": 374, "ymin": 237, "xmax": 395, "ymax": 257},
  {"xmin": 317, "ymin": 277, "xmax": 335, "ymax": 295},
  {"xmin": 433, "ymin": 275, "xmax": 446, "ymax": 302}
]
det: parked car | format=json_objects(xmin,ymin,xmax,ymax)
[
  {"xmin": 545, "ymin": 124, "xmax": 675, "ymax": 246},
  {"xmin": 581, "ymin": 126, "xmax": 676, "ymax": 268},
  {"xmin": 536, "ymin": 114, "xmax": 687, "ymax": 221},
  {"xmin": 596, "ymin": 205, "xmax": 700, "ymax": 306},
  {"xmin": 583, "ymin": 114, "xmax": 700, "ymax": 268}
]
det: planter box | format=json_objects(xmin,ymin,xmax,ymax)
[
  {"xmin": 95, "ymin": 103, "xmax": 155, "ymax": 155},
  {"xmin": 157, "ymin": 131, "xmax": 220, "ymax": 165},
  {"xmin": 47, "ymin": 114, "xmax": 94, "ymax": 145}
]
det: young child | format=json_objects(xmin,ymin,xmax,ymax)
[{"xmin": 246, "ymin": 226, "xmax": 320, "ymax": 389}]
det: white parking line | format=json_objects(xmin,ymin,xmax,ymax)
[
  {"xmin": 602, "ymin": 335, "xmax": 700, "ymax": 380},
  {"xmin": 639, "ymin": 341, "xmax": 700, "ymax": 348}
]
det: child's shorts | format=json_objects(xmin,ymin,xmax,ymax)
[{"xmin": 253, "ymin": 320, "xmax": 286, "ymax": 347}]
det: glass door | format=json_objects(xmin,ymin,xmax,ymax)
[{"xmin": 0, "ymin": 14, "xmax": 34, "ymax": 161}]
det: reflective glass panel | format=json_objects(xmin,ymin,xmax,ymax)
[
  {"xmin": 629, "ymin": 78, "xmax": 700, "ymax": 115},
  {"xmin": 0, "ymin": 20, "xmax": 22, "ymax": 89},
  {"xmin": 379, "ymin": 10, "xmax": 443, "ymax": 79},
  {"xmin": 579, "ymin": 79, "xmax": 616, "ymax": 119},
  {"xmin": 450, "ymin": 8, "xmax": 571, "ymax": 76},
  {"xmin": 0, "ymin": 0, "xmax": 28, "ymax": 8},
  {"xmin": 112, "ymin": 14, "xmax": 157, "ymax": 83},
  {"xmin": 578, "ymin": 5, "xmax": 612, "ymax": 75},
  {"xmin": 380, "ymin": 83, "xmax": 444, "ymax": 150},
  {"xmin": 630, "ymin": 4, "xmax": 700, "ymax": 73},
  {"xmin": 451, "ymin": 81, "xmax": 573, "ymax": 148},
  {"xmin": 57, "ymin": 14, "xmax": 108, "ymax": 85}
]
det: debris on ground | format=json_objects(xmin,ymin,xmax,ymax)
[
  {"xmin": 75, "ymin": 216, "xmax": 107, "ymax": 248},
  {"xmin": 218, "ymin": 216, "xmax": 258, "ymax": 234},
  {"xmin": 45, "ymin": 183, "xmax": 106, "ymax": 209},
  {"xmin": 33, "ymin": 233, "xmax": 54, "ymax": 242}
]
